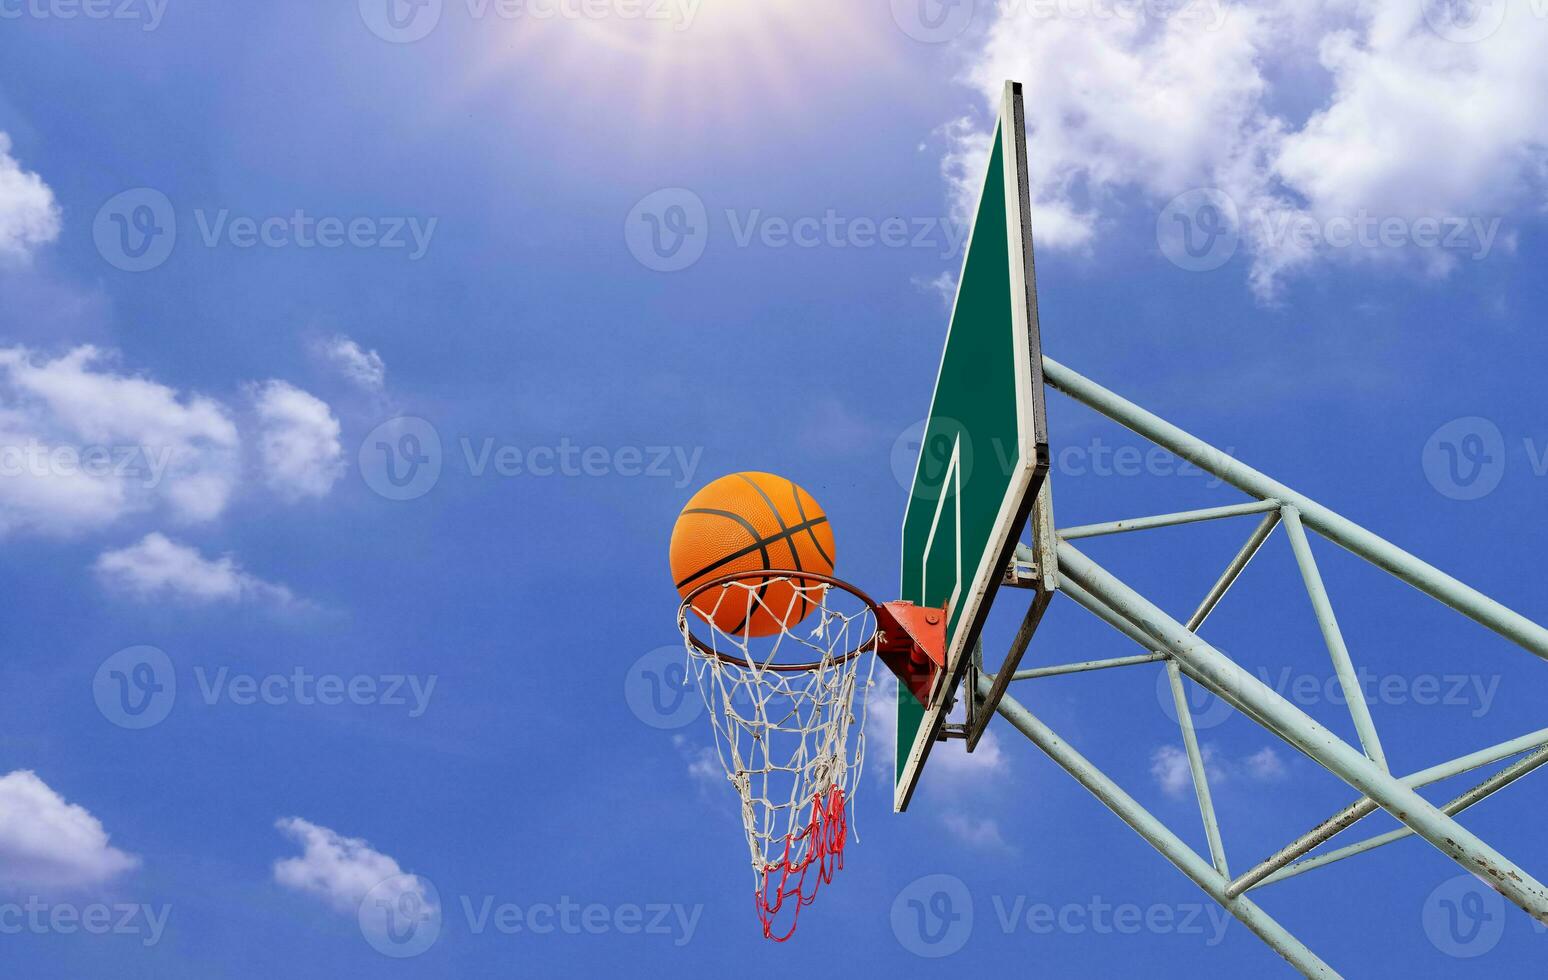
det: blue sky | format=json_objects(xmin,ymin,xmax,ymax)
[{"xmin": 0, "ymin": 0, "xmax": 1546, "ymax": 975}]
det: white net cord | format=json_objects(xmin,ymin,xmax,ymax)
[{"xmin": 680, "ymin": 576, "xmax": 879, "ymax": 941}]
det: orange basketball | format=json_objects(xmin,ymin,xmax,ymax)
[{"xmin": 671, "ymin": 472, "xmax": 837, "ymax": 637}]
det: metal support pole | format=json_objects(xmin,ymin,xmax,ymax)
[
  {"xmin": 1045, "ymin": 512, "xmax": 1278, "ymax": 706},
  {"xmin": 1165, "ymin": 659, "xmax": 1229, "ymax": 876},
  {"xmin": 1255, "ymin": 744, "xmax": 1548, "ymax": 891},
  {"xmin": 1013, "ymin": 652, "xmax": 1167, "ymax": 680},
  {"xmin": 1057, "ymin": 577, "xmax": 1281, "ymax": 735},
  {"xmin": 1280, "ymin": 506, "xmax": 1388, "ymax": 771},
  {"xmin": 1060, "ymin": 499, "xmax": 1280, "ymax": 541},
  {"xmin": 969, "ymin": 586, "xmax": 1052, "ymax": 752},
  {"xmin": 1057, "ymin": 539, "xmax": 1548, "ymax": 923},
  {"xmin": 1184, "ymin": 509, "xmax": 1281, "ymax": 633},
  {"xmin": 1043, "ymin": 356, "xmax": 1548, "ymax": 662},
  {"xmin": 978, "ymin": 675, "xmax": 1340, "ymax": 978},
  {"xmin": 1048, "ymin": 506, "xmax": 1287, "ymax": 875},
  {"xmin": 1158, "ymin": 510, "xmax": 1279, "ymax": 878},
  {"xmin": 1229, "ymin": 728, "xmax": 1548, "ymax": 896}
]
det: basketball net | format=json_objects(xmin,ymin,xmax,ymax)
[{"xmin": 678, "ymin": 576, "xmax": 878, "ymax": 941}]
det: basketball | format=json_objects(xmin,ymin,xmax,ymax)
[{"xmin": 671, "ymin": 472, "xmax": 837, "ymax": 636}]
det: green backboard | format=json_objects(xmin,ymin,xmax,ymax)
[{"xmin": 896, "ymin": 81, "xmax": 1051, "ymax": 812}]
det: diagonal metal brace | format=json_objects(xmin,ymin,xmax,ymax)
[
  {"xmin": 1057, "ymin": 538, "xmax": 1548, "ymax": 923},
  {"xmin": 979, "ymin": 674, "xmax": 1342, "ymax": 978},
  {"xmin": 1252, "ymin": 742, "xmax": 1548, "ymax": 891}
]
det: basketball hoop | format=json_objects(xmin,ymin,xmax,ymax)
[{"xmin": 677, "ymin": 570, "xmax": 946, "ymax": 941}]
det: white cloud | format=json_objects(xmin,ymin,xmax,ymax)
[
  {"xmin": 251, "ymin": 381, "xmax": 343, "ymax": 501},
  {"xmin": 928, "ymin": 725, "xmax": 1009, "ymax": 776},
  {"xmin": 1151, "ymin": 744, "xmax": 1212, "ymax": 798},
  {"xmin": 0, "ymin": 771, "xmax": 139, "ymax": 890},
  {"xmin": 0, "ymin": 345, "xmax": 240, "ymax": 535},
  {"xmin": 952, "ymin": 2, "xmax": 1548, "ymax": 299},
  {"xmin": 1277, "ymin": 7, "xmax": 1548, "ymax": 218},
  {"xmin": 0, "ymin": 133, "xmax": 60, "ymax": 263},
  {"xmin": 942, "ymin": 813, "xmax": 1014, "ymax": 852},
  {"xmin": 951, "ymin": 2, "xmax": 1279, "ymax": 248},
  {"xmin": 866, "ymin": 676, "xmax": 1008, "ymax": 783},
  {"xmin": 94, "ymin": 532, "xmax": 298, "ymax": 607},
  {"xmin": 686, "ymin": 747, "xmax": 721, "ymax": 785},
  {"xmin": 1151, "ymin": 747, "xmax": 1188, "ymax": 797},
  {"xmin": 273, "ymin": 818, "xmax": 432, "ymax": 926},
  {"xmin": 1152, "ymin": 743, "xmax": 1288, "ymax": 797},
  {"xmin": 0, "ymin": 348, "xmax": 350, "ymax": 535},
  {"xmin": 912, "ymin": 269, "xmax": 958, "ymax": 307},
  {"xmin": 1243, "ymin": 745, "xmax": 1288, "ymax": 782},
  {"xmin": 318, "ymin": 336, "xmax": 386, "ymax": 391},
  {"xmin": 670, "ymin": 734, "xmax": 727, "ymax": 787}
]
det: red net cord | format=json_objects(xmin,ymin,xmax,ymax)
[{"xmin": 754, "ymin": 786, "xmax": 847, "ymax": 942}]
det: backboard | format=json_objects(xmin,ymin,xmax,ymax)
[{"xmin": 896, "ymin": 81, "xmax": 1052, "ymax": 812}]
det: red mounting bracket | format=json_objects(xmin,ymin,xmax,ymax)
[{"xmin": 875, "ymin": 601, "xmax": 948, "ymax": 706}]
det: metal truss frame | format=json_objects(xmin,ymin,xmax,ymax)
[{"xmin": 971, "ymin": 356, "xmax": 1548, "ymax": 977}]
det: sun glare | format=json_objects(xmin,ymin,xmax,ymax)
[{"xmin": 460, "ymin": 0, "xmax": 887, "ymax": 133}]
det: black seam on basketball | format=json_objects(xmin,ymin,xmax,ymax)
[
  {"xmin": 737, "ymin": 473, "xmax": 792, "ymax": 532},
  {"xmin": 677, "ymin": 510, "xmax": 831, "ymax": 634},
  {"xmin": 676, "ymin": 508, "xmax": 769, "ymax": 586},
  {"xmin": 732, "ymin": 477, "xmax": 790, "ymax": 627},
  {"xmin": 736, "ymin": 473, "xmax": 802, "ymax": 582},
  {"xmin": 693, "ymin": 510, "xmax": 764, "ymax": 634},
  {"xmin": 725, "ymin": 598, "xmax": 753, "ymax": 637},
  {"xmin": 735, "ymin": 475, "xmax": 806, "ymax": 629},
  {"xmin": 783, "ymin": 480, "xmax": 819, "ymax": 621},
  {"xmin": 789, "ymin": 479, "xmax": 833, "ymax": 568},
  {"xmin": 680, "ymin": 507, "xmax": 762, "ymax": 538},
  {"xmin": 674, "ymin": 515, "xmax": 829, "ymax": 590},
  {"xmin": 676, "ymin": 508, "xmax": 769, "ymax": 634}
]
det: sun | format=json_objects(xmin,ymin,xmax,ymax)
[{"xmin": 458, "ymin": 0, "xmax": 890, "ymax": 134}]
